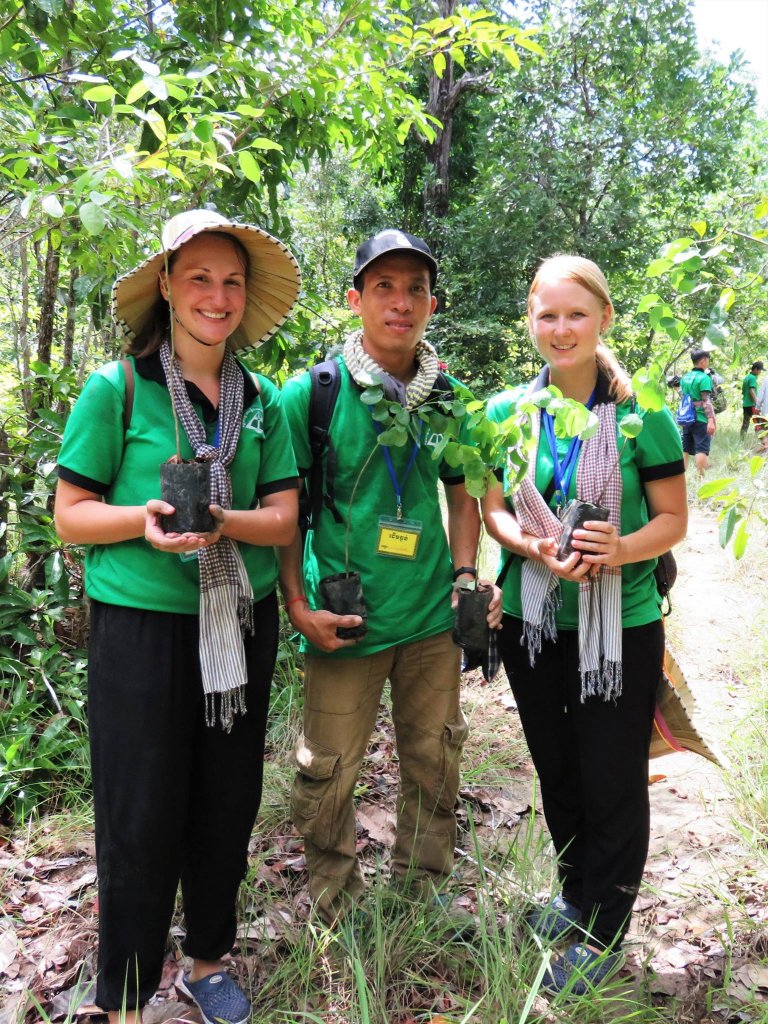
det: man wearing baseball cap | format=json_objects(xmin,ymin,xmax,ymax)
[
  {"xmin": 279, "ymin": 229, "xmax": 500, "ymax": 924},
  {"xmin": 741, "ymin": 360, "xmax": 765, "ymax": 437}
]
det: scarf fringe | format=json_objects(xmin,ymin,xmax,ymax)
[
  {"xmin": 206, "ymin": 687, "xmax": 248, "ymax": 733},
  {"xmin": 239, "ymin": 595, "xmax": 255, "ymax": 636},
  {"xmin": 581, "ymin": 660, "xmax": 623, "ymax": 703}
]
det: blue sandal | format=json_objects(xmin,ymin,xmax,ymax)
[
  {"xmin": 542, "ymin": 942, "xmax": 622, "ymax": 995},
  {"xmin": 526, "ymin": 894, "xmax": 581, "ymax": 941},
  {"xmin": 180, "ymin": 971, "xmax": 251, "ymax": 1024}
]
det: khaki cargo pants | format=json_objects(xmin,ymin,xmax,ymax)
[{"xmin": 291, "ymin": 629, "xmax": 468, "ymax": 922}]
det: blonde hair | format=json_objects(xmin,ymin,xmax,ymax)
[{"xmin": 528, "ymin": 254, "xmax": 632, "ymax": 402}]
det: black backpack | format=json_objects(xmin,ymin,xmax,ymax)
[{"xmin": 299, "ymin": 357, "xmax": 454, "ymax": 538}]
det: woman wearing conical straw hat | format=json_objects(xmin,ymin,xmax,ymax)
[{"xmin": 55, "ymin": 210, "xmax": 302, "ymax": 1024}]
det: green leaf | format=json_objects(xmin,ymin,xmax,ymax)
[
  {"xmin": 698, "ymin": 477, "xmax": 736, "ymax": 498},
  {"xmin": 718, "ymin": 505, "xmax": 738, "ymax": 547},
  {"xmin": 754, "ymin": 197, "xmax": 768, "ymax": 220},
  {"xmin": 360, "ymin": 386, "xmax": 384, "ymax": 405},
  {"xmin": 250, "ymin": 138, "xmax": 283, "ymax": 151},
  {"xmin": 705, "ymin": 323, "xmax": 729, "ymax": 344},
  {"xmin": 619, "ymin": 413, "xmax": 643, "ymax": 438},
  {"xmin": 433, "ymin": 51, "xmax": 446, "ymax": 78},
  {"xmin": 636, "ymin": 381, "xmax": 665, "ymax": 412},
  {"xmin": 83, "ymin": 84, "xmax": 116, "ymax": 102},
  {"xmin": 194, "ymin": 120, "xmax": 214, "ymax": 143},
  {"xmin": 749, "ymin": 455, "xmax": 765, "ymax": 479},
  {"xmin": 732, "ymin": 517, "xmax": 749, "ymax": 559},
  {"xmin": 41, "ymin": 194, "xmax": 63, "ymax": 218},
  {"xmin": 125, "ymin": 79, "xmax": 150, "ymax": 104},
  {"xmin": 0, "ymin": 554, "xmax": 12, "ymax": 584},
  {"xmin": 377, "ymin": 425, "xmax": 408, "ymax": 446},
  {"xmin": 636, "ymin": 293, "xmax": 660, "ymax": 313},
  {"xmin": 79, "ymin": 201, "xmax": 106, "ymax": 235},
  {"xmin": 646, "ymin": 258, "xmax": 673, "ymax": 278},
  {"xmin": 238, "ymin": 150, "xmax": 261, "ymax": 183},
  {"xmin": 691, "ymin": 220, "xmax": 707, "ymax": 237}
]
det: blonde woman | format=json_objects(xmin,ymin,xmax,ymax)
[{"xmin": 483, "ymin": 256, "xmax": 686, "ymax": 993}]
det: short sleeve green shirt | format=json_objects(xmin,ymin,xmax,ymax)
[
  {"xmin": 680, "ymin": 368, "xmax": 712, "ymax": 422},
  {"xmin": 742, "ymin": 372, "xmax": 758, "ymax": 407},
  {"xmin": 57, "ymin": 352, "xmax": 298, "ymax": 613},
  {"xmin": 487, "ymin": 379, "xmax": 684, "ymax": 629},
  {"xmin": 282, "ymin": 357, "xmax": 465, "ymax": 658}
]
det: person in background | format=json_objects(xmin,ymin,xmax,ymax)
[
  {"xmin": 680, "ymin": 349, "xmax": 716, "ymax": 477},
  {"xmin": 741, "ymin": 360, "xmax": 764, "ymax": 436},
  {"xmin": 55, "ymin": 210, "xmax": 301, "ymax": 1024},
  {"xmin": 482, "ymin": 255, "xmax": 687, "ymax": 995}
]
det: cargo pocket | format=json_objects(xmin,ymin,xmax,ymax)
[
  {"xmin": 439, "ymin": 713, "xmax": 470, "ymax": 814},
  {"xmin": 290, "ymin": 736, "xmax": 341, "ymax": 850}
]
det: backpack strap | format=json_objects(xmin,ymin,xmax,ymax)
[
  {"xmin": 121, "ymin": 358, "xmax": 134, "ymax": 432},
  {"xmin": 305, "ymin": 358, "xmax": 344, "ymax": 531}
]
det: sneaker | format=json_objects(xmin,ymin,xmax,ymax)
[
  {"xmin": 179, "ymin": 971, "xmax": 251, "ymax": 1024},
  {"xmin": 526, "ymin": 894, "xmax": 581, "ymax": 941},
  {"xmin": 541, "ymin": 942, "xmax": 622, "ymax": 996}
]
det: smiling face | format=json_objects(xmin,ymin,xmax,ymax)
[
  {"xmin": 159, "ymin": 233, "xmax": 247, "ymax": 350},
  {"xmin": 347, "ymin": 253, "xmax": 437, "ymax": 375},
  {"xmin": 528, "ymin": 276, "xmax": 613, "ymax": 389}
]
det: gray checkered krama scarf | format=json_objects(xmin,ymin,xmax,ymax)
[
  {"xmin": 511, "ymin": 367, "xmax": 623, "ymax": 701},
  {"xmin": 159, "ymin": 340, "xmax": 254, "ymax": 731},
  {"xmin": 343, "ymin": 330, "xmax": 440, "ymax": 408}
]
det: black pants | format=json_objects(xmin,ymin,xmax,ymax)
[
  {"xmin": 499, "ymin": 617, "xmax": 661, "ymax": 947},
  {"xmin": 88, "ymin": 593, "xmax": 278, "ymax": 1011},
  {"xmin": 741, "ymin": 406, "xmax": 755, "ymax": 435}
]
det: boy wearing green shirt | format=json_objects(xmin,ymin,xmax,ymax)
[
  {"xmin": 679, "ymin": 349, "xmax": 716, "ymax": 476},
  {"xmin": 279, "ymin": 231, "xmax": 500, "ymax": 923},
  {"xmin": 741, "ymin": 360, "xmax": 764, "ymax": 436}
]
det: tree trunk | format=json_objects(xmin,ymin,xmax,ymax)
[{"xmin": 36, "ymin": 232, "xmax": 60, "ymax": 368}]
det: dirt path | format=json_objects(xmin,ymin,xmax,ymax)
[{"xmin": 631, "ymin": 504, "xmax": 767, "ymax": 1008}]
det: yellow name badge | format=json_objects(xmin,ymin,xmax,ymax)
[{"xmin": 376, "ymin": 516, "xmax": 423, "ymax": 560}]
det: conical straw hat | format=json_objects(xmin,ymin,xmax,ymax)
[
  {"xmin": 650, "ymin": 647, "xmax": 729, "ymax": 768},
  {"xmin": 112, "ymin": 209, "xmax": 301, "ymax": 352}
]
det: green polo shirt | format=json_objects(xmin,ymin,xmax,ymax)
[
  {"xmin": 680, "ymin": 368, "xmax": 712, "ymax": 423},
  {"xmin": 57, "ymin": 352, "xmax": 298, "ymax": 613},
  {"xmin": 282, "ymin": 356, "xmax": 466, "ymax": 658},
  {"xmin": 742, "ymin": 372, "xmax": 758, "ymax": 407},
  {"xmin": 488, "ymin": 378, "xmax": 684, "ymax": 629}
]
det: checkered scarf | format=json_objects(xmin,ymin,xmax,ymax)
[
  {"xmin": 160, "ymin": 341, "xmax": 254, "ymax": 730},
  {"xmin": 343, "ymin": 330, "xmax": 440, "ymax": 409},
  {"xmin": 511, "ymin": 368, "xmax": 623, "ymax": 701}
]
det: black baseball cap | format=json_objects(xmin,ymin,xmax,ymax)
[
  {"xmin": 353, "ymin": 229, "xmax": 438, "ymax": 289},
  {"xmin": 690, "ymin": 349, "xmax": 710, "ymax": 363},
  {"xmin": 752, "ymin": 360, "xmax": 765, "ymax": 371}
]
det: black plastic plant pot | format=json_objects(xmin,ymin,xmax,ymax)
[
  {"xmin": 319, "ymin": 571, "xmax": 368, "ymax": 639},
  {"xmin": 555, "ymin": 499, "xmax": 610, "ymax": 560},
  {"xmin": 452, "ymin": 583, "xmax": 492, "ymax": 650},
  {"xmin": 159, "ymin": 460, "xmax": 215, "ymax": 534}
]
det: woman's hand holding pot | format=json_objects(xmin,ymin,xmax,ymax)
[{"xmin": 571, "ymin": 519, "xmax": 623, "ymax": 568}]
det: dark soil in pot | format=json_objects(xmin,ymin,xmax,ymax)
[
  {"xmin": 160, "ymin": 460, "xmax": 215, "ymax": 534},
  {"xmin": 319, "ymin": 571, "xmax": 368, "ymax": 639},
  {"xmin": 452, "ymin": 583, "xmax": 492, "ymax": 650},
  {"xmin": 555, "ymin": 499, "xmax": 609, "ymax": 560}
]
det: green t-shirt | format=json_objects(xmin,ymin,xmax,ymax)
[
  {"xmin": 680, "ymin": 368, "xmax": 712, "ymax": 422},
  {"xmin": 282, "ymin": 357, "xmax": 465, "ymax": 658},
  {"xmin": 57, "ymin": 352, "xmax": 298, "ymax": 613},
  {"xmin": 742, "ymin": 372, "xmax": 758, "ymax": 407},
  {"xmin": 487, "ymin": 380, "xmax": 684, "ymax": 629}
]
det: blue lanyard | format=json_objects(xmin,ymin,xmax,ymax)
[
  {"xmin": 373, "ymin": 420, "xmax": 421, "ymax": 519},
  {"xmin": 542, "ymin": 390, "xmax": 596, "ymax": 509}
]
